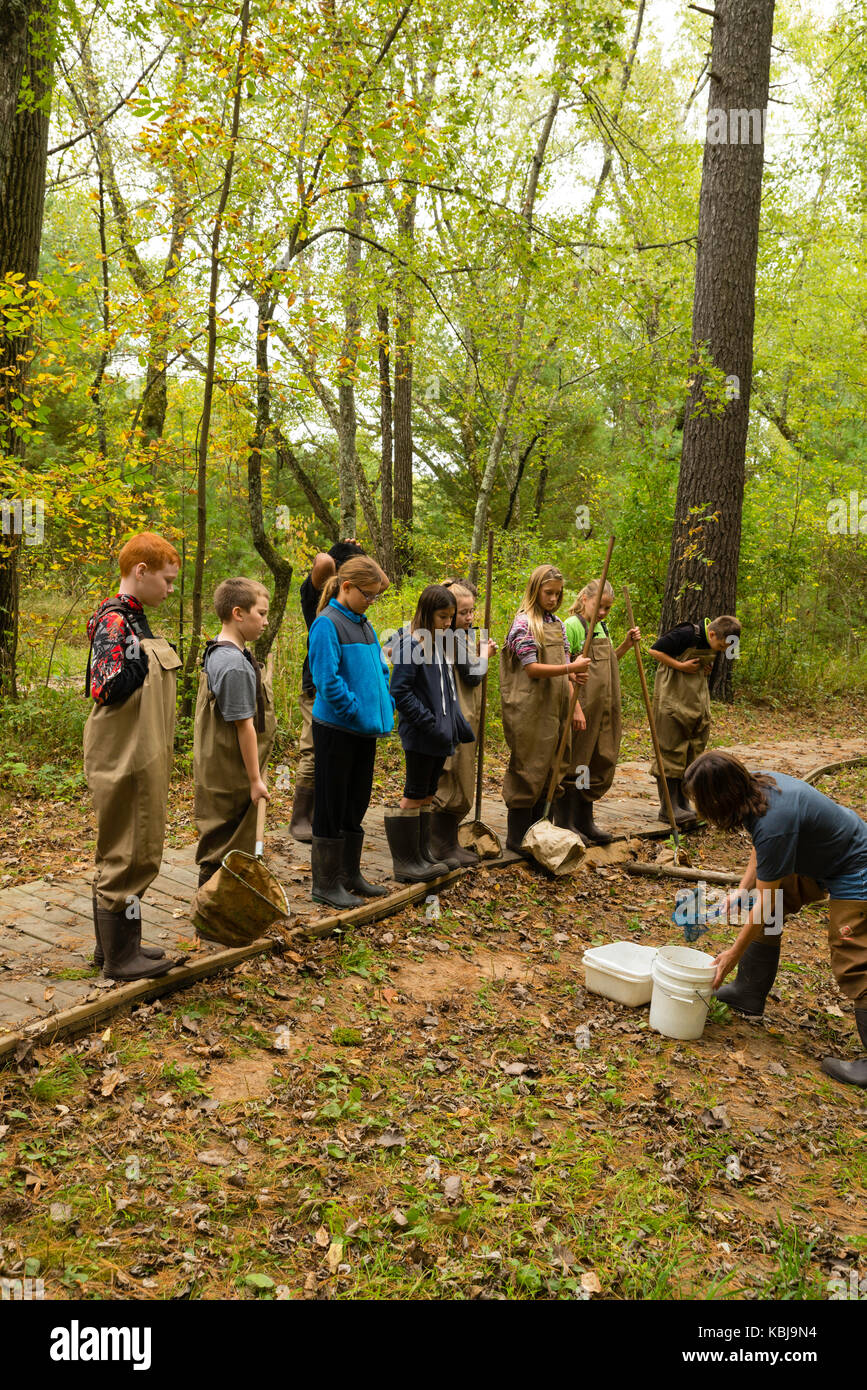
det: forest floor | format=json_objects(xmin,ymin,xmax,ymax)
[{"xmin": 0, "ymin": 698, "xmax": 865, "ymax": 1300}]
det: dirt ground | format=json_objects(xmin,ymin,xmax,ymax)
[{"xmin": 0, "ymin": 753, "xmax": 864, "ymax": 1301}]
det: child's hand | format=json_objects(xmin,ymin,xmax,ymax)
[
  {"xmin": 484, "ymin": 639, "xmax": 497, "ymax": 659},
  {"xmin": 680, "ymin": 657, "xmax": 701, "ymax": 673},
  {"xmin": 569, "ymin": 655, "xmax": 591, "ymax": 679},
  {"xmin": 572, "ymin": 706, "xmax": 586, "ymax": 731},
  {"xmin": 627, "ymin": 626, "xmax": 641, "ymax": 643},
  {"xmin": 250, "ymin": 777, "xmax": 270, "ymax": 804}
]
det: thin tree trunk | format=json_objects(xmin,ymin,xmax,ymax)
[
  {"xmin": 377, "ymin": 302, "xmax": 395, "ymax": 577},
  {"xmin": 660, "ymin": 0, "xmax": 775, "ymax": 701},
  {"xmin": 337, "ymin": 141, "xmax": 363, "ymax": 535},
  {"xmin": 182, "ymin": 0, "xmax": 250, "ymax": 713},
  {"xmin": 392, "ymin": 196, "xmax": 415, "ymax": 579},
  {"xmin": 468, "ymin": 85, "xmax": 562, "ymax": 580},
  {"xmin": 249, "ymin": 294, "xmax": 293, "ymax": 662},
  {"xmin": 0, "ymin": 0, "xmax": 52, "ymax": 698}
]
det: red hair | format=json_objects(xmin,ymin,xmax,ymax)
[{"xmin": 118, "ymin": 531, "xmax": 181, "ymax": 576}]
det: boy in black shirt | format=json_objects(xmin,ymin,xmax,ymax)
[
  {"xmin": 291, "ymin": 538, "xmax": 365, "ymax": 840},
  {"xmin": 648, "ymin": 614, "xmax": 741, "ymax": 824}
]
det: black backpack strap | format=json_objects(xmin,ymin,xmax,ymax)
[{"xmin": 84, "ymin": 600, "xmax": 152, "ymax": 698}]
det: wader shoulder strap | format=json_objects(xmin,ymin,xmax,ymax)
[{"xmin": 202, "ymin": 640, "xmax": 265, "ymax": 733}]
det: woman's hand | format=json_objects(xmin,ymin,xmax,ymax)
[{"xmin": 712, "ymin": 946, "xmax": 739, "ymax": 989}]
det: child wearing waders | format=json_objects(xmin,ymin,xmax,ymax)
[
  {"xmin": 558, "ymin": 580, "xmax": 641, "ymax": 845},
  {"xmin": 387, "ymin": 585, "xmax": 476, "ymax": 882},
  {"xmin": 429, "ymin": 580, "xmax": 498, "ymax": 868},
  {"xmin": 307, "ymin": 555, "xmax": 393, "ymax": 908},
  {"xmin": 194, "ymin": 578, "xmax": 277, "ymax": 893},
  {"xmin": 648, "ymin": 614, "xmax": 741, "ymax": 824},
  {"xmin": 499, "ymin": 566, "xmax": 591, "ymax": 854},
  {"xmin": 83, "ymin": 531, "xmax": 181, "ymax": 981},
  {"xmin": 290, "ymin": 539, "xmax": 365, "ymax": 843}
]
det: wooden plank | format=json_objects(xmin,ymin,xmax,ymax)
[
  {"xmin": 0, "ymin": 914, "xmax": 86, "ymax": 950},
  {"xmin": 0, "ymin": 937, "xmax": 275, "ymax": 1060}
]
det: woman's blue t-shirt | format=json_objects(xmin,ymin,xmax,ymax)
[{"xmin": 746, "ymin": 771, "xmax": 867, "ymax": 886}]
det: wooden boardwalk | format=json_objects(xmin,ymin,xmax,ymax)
[{"xmin": 2, "ymin": 736, "xmax": 866, "ymax": 1048}]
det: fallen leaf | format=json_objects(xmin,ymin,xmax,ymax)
[
  {"xmin": 326, "ymin": 1241, "xmax": 344, "ymax": 1273},
  {"xmin": 581, "ymin": 1270, "xmax": 602, "ymax": 1294},
  {"xmin": 376, "ymin": 1128, "xmax": 406, "ymax": 1149},
  {"xmin": 314, "ymin": 1225, "xmax": 330, "ymax": 1247},
  {"xmin": 197, "ymin": 1150, "xmax": 229, "ymax": 1167},
  {"xmin": 442, "ymin": 1175, "xmax": 462, "ymax": 1203},
  {"xmin": 50, "ymin": 1203, "xmax": 73, "ymax": 1223}
]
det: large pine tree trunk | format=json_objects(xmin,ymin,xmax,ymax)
[
  {"xmin": 660, "ymin": 0, "xmax": 775, "ymax": 700},
  {"xmin": 377, "ymin": 302, "xmax": 395, "ymax": 579},
  {"xmin": 0, "ymin": 0, "xmax": 52, "ymax": 698}
]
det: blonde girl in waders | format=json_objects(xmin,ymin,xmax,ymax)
[
  {"xmin": 558, "ymin": 580, "xmax": 641, "ymax": 845},
  {"xmin": 500, "ymin": 565, "xmax": 591, "ymax": 853},
  {"xmin": 194, "ymin": 578, "xmax": 278, "ymax": 891},
  {"xmin": 429, "ymin": 579, "xmax": 498, "ymax": 868},
  {"xmin": 83, "ymin": 532, "xmax": 182, "ymax": 981},
  {"xmin": 648, "ymin": 614, "xmax": 742, "ymax": 824}
]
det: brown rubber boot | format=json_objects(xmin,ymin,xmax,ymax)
[{"xmin": 290, "ymin": 784, "xmax": 314, "ymax": 843}]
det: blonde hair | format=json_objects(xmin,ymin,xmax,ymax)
[
  {"xmin": 517, "ymin": 565, "xmax": 563, "ymax": 654},
  {"xmin": 317, "ymin": 555, "xmax": 389, "ymax": 614},
  {"xmin": 213, "ymin": 577, "xmax": 269, "ymax": 622},
  {"xmin": 568, "ymin": 578, "xmax": 614, "ymax": 618}
]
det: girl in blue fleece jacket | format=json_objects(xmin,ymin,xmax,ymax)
[
  {"xmin": 385, "ymin": 585, "xmax": 474, "ymax": 882},
  {"xmin": 307, "ymin": 555, "xmax": 393, "ymax": 908}
]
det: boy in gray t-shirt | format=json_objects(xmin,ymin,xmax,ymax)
[{"xmin": 193, "ymin": 577, "xmax": 276, "ymax": 888}]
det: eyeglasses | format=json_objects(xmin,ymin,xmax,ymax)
[{"xmin": 352, "ymin": 583, "xmax": 380, "ymax": 601}]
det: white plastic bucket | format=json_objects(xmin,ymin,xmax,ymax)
[
  {"xmin": 582, "ymin": 941, "xmax": 659, "ymax": 1006},
  {"xmin": 649, "ymin": 944, "xmax": 716, "ymax": 1040}
]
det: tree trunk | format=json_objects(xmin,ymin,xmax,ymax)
[
  {"xmin": 182, "ymin": 0, "xmax": 249, "ymax": 714},
  {"xmin": 468, "ymin": 84, "xmax": 561, "ymax": 581},
  {"xmin": 392, "ymin": 196, "xmax": 415, "ymax": 579},
  {"xmin": 660, "ymin": 0, "xmax": 775, "ymax": 701},
  {"xmin": 377, "ymin": 302, "xmax": 395, "ymax": 578},
  {"xmin": 249, "ymin": 295, "xmax": 293, "ymax": 662},
  {"xmin": 0, "ymin": 0, "xmax": 52, "ymax": 698},
  {"xmin": 336, "ymin": 143, "xmax": 364, "ymax": 536}
]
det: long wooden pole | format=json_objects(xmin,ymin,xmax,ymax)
[
  {"xmin": 473, "ymin": 529, "xmax": 495, "ymax": 821},
  {"xmin": 542, "ymin": 535, "xmax": 615, "ymax": 817},
  {"xmin": 622, "ymin": 585, "xmax": 681, "ymax": 860}
]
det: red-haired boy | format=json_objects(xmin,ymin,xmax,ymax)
[{"xmin": 83, "ymin": 531, "xmax": 181, "ymax": 980}]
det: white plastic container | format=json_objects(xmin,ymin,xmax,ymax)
[
  {"xmin": 649, "ymin": 944, "xmax": 717, "ymax": 1040},
  {"xmin": 582, "ymin": 941, "xmax": 659, "ymax": 1006}
]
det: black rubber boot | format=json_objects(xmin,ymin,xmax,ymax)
[
  {"xmin": 97, "ymin": 908, "xmax": 175, "ymax": 982},
  {"xmin": 384, "ymin": 811, "xmax": 448, "ymax": 883},
  {"xmin": 290, "ymin": 784, "xmax": 314, "ymax": 843},
  {"xmin": 671, "ymin": 778, "xmax": 699, "ymax": 823},
  {"xmin": 197, "ymin": 863, "xmax": 219, "ymax": 890},
  {"xmin": 311, "ymin": 837, "xmax": 364, "ymax": 909},
  {"xmin": 656, "ymin": 776, "xmax": 694, "ymax": 827},
  {"xmin": 715, "ymin": 939, "xmax": 781, "ymax": 1018},
  {"xmin": 822, "ymin": 1008, "xmax": 867, "ymax": 1088},
  {"xmin": 93, "ymin": 894, "xmax": 165, "ymax": 969},
  {"xmin": 506, "ymin": 805, "xmax": 537, "ymax": 855},
  {"xmin": 572, "ymin": 793, "xmax": 613, "ymax": 846},
  {"xmin": 342, "ymin": 831, "xmax": 388, "ymax": 898},
  {"xmin": 419, "ymin": 808, "xmax": 448, "ymax": 872},
  {"xmin": 429, "ymin": 810, "xmax": 477, "ymax": 868}
]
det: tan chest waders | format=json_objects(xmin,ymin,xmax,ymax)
[
  {"xmin": 567, "ymin": 626, "xmax": 622, "ymax": 800},
  {"xmin": 434, "ymin": 646, "xmax": 484, "ymax": 820},
  {"xmin": 83, "ymin": 636, "xmax": 181, "ymax": 914},
  {"xmin": 500, "ymin": 621, "xmax": 570, "ymax": 808},
  {"xmin": 193, "ymin": 653, "xmax": 277, "ymax": 872},
  {"xmin": 650, "ymin": 642, "xmax": 715, "ymax": 779}
]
